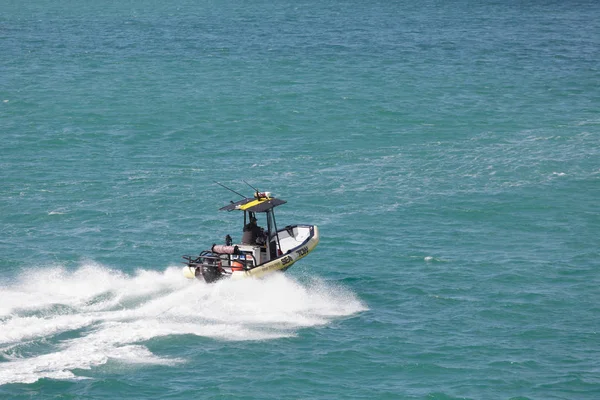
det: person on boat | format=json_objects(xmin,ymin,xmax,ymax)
[{"xmin": 242, "ymin": 216, "xmax": 265, "ymax": 245}]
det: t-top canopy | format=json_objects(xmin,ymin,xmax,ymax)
[{"xmin": 219, "ymin": 196, "xmax": 287, "ymax": 213}]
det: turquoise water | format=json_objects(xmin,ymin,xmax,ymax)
[{"xmin": 1, "ymin": 0, "xmax": 599, "ymax": 398}]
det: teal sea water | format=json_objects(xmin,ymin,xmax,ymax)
[{"xmin": 1, "ymin": 0, "xmax": 599, "ymax": 398}]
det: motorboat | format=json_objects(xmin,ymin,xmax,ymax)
[{"xmin": 182, "ymin": 185, "xmax": 319, "ymax": 283}]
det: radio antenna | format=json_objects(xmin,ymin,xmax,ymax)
[
  {"xmin": 243, "ymin": 180, "xmax": 260, "ymax": 193},
  {"xmin": 214, "ymin": 181, "xmax": 246, "ymax": 199}
]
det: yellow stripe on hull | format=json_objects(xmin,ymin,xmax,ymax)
[{"xmin": 231, "ymin": 226, "xmax": 320, "ymax": 280}]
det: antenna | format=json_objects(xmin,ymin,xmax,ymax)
[
  {"xmin": 243, "ymin": 180, "xmax": 260, "ymax": 194},
  {"xmin": 214, "ymin": 181, "xmax": 246, "ymax": 199}
]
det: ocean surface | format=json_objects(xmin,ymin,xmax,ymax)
[{"xmin": 1, "ymin": 0, "xmax": 599, "ymax": 398}]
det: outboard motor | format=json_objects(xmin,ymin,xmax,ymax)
[
  {"xmin": 201, "ymin": 263, "xmax": 222, "ymax": 283},
  {"xmin": 195, "ymin": 252, "xmax": 222, "ymax": 283},
  {"xmin": 183, "ymin": 252, "xmax": 224, "ymax": 283}
]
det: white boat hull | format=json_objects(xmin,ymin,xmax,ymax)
[
  {"xmin": 231, "ymin": 226, "xmax": 319, "ymax": 280},
  {"xmin": 183, "ymin": 225, "xmax": 319, "ymax": 283}
]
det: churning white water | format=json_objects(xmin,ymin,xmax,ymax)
[{"xmin": 0, "ymin": 264, "xmax": 366, "ymax": 385}]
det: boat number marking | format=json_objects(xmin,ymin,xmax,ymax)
[
  {"xmin": 281, "ymin": 255, "xmax": 293, "ymax": 265},
  {"xmin": 296, "ymin": 246, "xmax": 309, "ymax": 258}
]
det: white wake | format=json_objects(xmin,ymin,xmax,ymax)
[{"xmin": 0, "ymin": 264, "xmax": 366, "ymax": 385}]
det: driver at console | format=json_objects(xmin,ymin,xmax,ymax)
[{"xmin": 241, "ymin": 216, "xmax": 265, "ymax": 245}]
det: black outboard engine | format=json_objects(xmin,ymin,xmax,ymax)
[
  {"xmin": 201, "ymin": 263, "xmax": 222, "ymax": 283},
  {"xmin": 194, "ymin": 252, "xmax": 221, "ymax": 284},
  {"xmin": 184, "ymin": 251, "xmax": 224, "ymax": 284}
]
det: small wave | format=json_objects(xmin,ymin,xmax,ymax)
[
  {"xmin": 416, "ymin": 256, "xmax": 447, "ymax": 263},
  {"xmin": 0, "ymin": 263, "xmax": 365, "ymax": 385},
  {"xmin": 577, "ymin": 119, "xmax": 600, "ymax": 126}
]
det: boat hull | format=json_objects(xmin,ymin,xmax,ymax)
[
  {"xmin": 183, "ymin": 225, "xmax": 319, "ymax": 283},
  {"xmin": 232, "ymin": 225, "xmax": 319, "ymax": 280}
]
